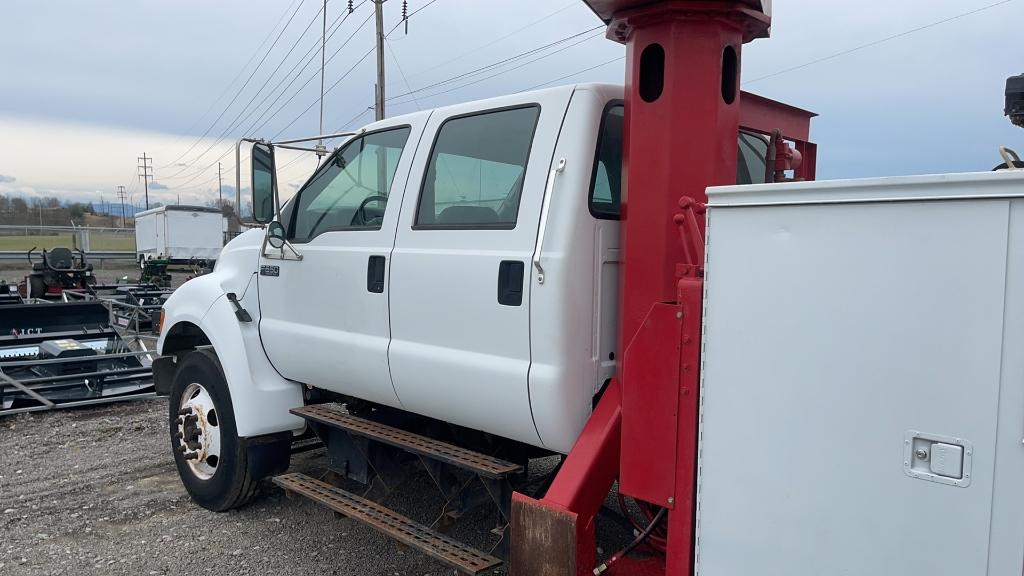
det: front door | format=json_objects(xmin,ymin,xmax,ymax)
[
  {"xmin": 389, "ymin": 93, "xmax": 571, "ymax": 446},
  {"xmin": 257, "ymin": 119, "xmax": 423, "ymax": 406}
]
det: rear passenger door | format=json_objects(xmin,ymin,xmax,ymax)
[{"xmin": 389, "ymin": 94, "xmax": 571, "ymax": 446}]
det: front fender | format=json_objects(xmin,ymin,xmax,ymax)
[{"xmin": 158, "ymin": 231, "xmax": 304, "ymax": 438}]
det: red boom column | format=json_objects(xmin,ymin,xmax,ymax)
[{"xmin": 509, "ymin": 3, "xmax": 771, "ymax": 575}]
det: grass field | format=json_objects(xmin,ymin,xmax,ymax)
[{"xmin": 0, "ymin": 234, "xmax": 135, "ymax": 251}]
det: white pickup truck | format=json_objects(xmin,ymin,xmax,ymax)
[{"xmin": 154, "ymin": 83, "xmax": 773, "ymax": 511}]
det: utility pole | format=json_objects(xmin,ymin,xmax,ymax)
[
  {"xmin": 137, "ymin": 153, "xmax": 154, "ymax": 210},
  {"xmin": 320, "ymin": 0, "xmax": 328, "ymax": 140},
  {"xmin": 218, "ymin": 162, "xmax": 224, "ymax": 210},
  {"xmin": 116, "ymin": 185, "xmax": 127, "ymax": 228},
  {"xmin": 374, "ymin": 0, "xmax": 386, "ymax": 121}
]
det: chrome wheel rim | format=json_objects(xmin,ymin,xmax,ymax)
[{"xmin": 176, "ymin": 382, "xmax": 221, "ymax": 480}]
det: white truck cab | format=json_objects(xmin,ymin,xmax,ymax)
[{"xmin": 155, "ymin": 83, "xmax": 771, "ymax": 510}]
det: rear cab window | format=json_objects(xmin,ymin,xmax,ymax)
[{"xmin": 588, "ymin": 102, "xmax": 770, "ymax": 219}]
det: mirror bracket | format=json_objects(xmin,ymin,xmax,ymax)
[{"xmin": 260, "ymin": 231, "xmax": 303, "ymax": 261}]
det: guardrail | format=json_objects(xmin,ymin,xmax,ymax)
[{"xmin": 0, "ymin": 251, "xmax": 136, "ymax": 262}]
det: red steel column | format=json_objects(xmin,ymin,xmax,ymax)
[
  {"xmin": 615, "ymin": 2, "xmax": 766, "ymax": 355},
  {"xmin": 612, "ymin": 3, "xmax": 770, "ymax": 575}
]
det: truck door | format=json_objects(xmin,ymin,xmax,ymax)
[
  {"xmin": 388, "ymin": 91, "xmax": 572, "ymax": 447},
  {"xmin": 257, "ymin": 119, "xmax": 424, "ymax": 406}
]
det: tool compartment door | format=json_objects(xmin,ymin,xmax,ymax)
[
  {"xmin": 696, "ymin": 173, "xmax": 1024, "ymax": 576},
  {"xmin": 388, "ymin": 90, "xmax": 572, "ymax": 447}
]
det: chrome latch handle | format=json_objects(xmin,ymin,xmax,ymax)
[{"xmin": 533, "ymin": 158, "xmax": 566, "ymax": 285}]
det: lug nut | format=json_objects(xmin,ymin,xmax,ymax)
[
  {"xmin": 178, "ymin": 408, "xmax": 191, "ymax": 416},
  {"xmin": 183, "ymin": 453, "xmax": 199, "ymax": 461},
  {"xmin": 176, "ymin": 444, "xmax": 186, "ymax": 453}
]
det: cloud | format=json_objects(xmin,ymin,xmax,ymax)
[
  {"xmin": 0, "ymin": 174, "xmax": 15, "ymax": 183},
  {"xmin": 148, "ymin": 181, "xmax": 168, "ymax": 190}
]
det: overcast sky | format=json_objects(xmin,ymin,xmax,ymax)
[{"xmin": 0, "ymin": 0, "xmax": 1020, "ymax": 208}]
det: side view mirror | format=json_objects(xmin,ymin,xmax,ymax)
[
  {"xmin": 267, "ymin": 221, "xmax": 286, "ymax": 249},
  {"xmin": 251, "ymin": 142, "xmax": 276, "ymax": 225}
]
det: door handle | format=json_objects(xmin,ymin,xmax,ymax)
[
  {"xmin": 497, "ymin": 260, "xmax": 524, "ymax": 306},
  {"xmin": 532, "ymin": 157, "xmax": 566, "ymax": 285},
  {"xmin": 367, "ymin": 255, "xmax": 386, "ymax": 293}
]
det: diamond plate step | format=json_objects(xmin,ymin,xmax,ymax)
[
  {"xmin": 273, "ymin": 473, "xmax": 502, "ymax": 574},
  {"xmin": 291, "ymin": 404, "xmax": 522, "ymax": 479}
]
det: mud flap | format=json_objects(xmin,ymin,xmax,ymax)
[{"xmin": 510, "ymin": 492, "xmax": 595, "ymax": 576}]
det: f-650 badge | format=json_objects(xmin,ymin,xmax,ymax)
[{"xmin": 260, "ymin": 265, "xmax": 280, "ymax": 277}]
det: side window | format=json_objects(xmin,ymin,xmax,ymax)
[
  {"xmin": 415, "ymin": 106, "xmax": 540, "ymax": 229},
  {"xmin": 737, "ymin": 131, "xmax": 769, "ymax": 185},
  {"xmin": 586, "ymin": 102, "xmax": 771, "ymax": 219},
  {"xmin": 290, "ymin": 126, "xmax": 411, "ymax": 241},
  {"xmin": 589, "ymin": 103, "xmax": 624, "ymax": 220}
]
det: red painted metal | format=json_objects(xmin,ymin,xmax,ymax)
[
  {"xmin": 509, "ymin": 2, "xmax": 818, "ymax": 575},
  {"xmin": 614, "ymin": 0, "xmax": 766, "ymax": 509}
]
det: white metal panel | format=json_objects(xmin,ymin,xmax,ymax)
[
  {"xmin": 164, "ymin": 210, "xmax": 224, "ymax": 261},
  {"xmin": 528, "ymin": 84, "xmax": 622, "ymax": 453},
  {"xmin": 708, "ymin": 170, "xmax": 1024, "ymax": 207},
  {"xmin": 696, "ymin": 172, "xmax": 1024, "ymax": 575},
  {"xmin": 135, "ymin": 211, "xmax": 157, "ymax": 257},
  {"xmin": 258, "ymin": 112, "xmax": 429, "ymax": 408}
]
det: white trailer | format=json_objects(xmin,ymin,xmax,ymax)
[
  {"xmin": 135, "ymin": 205, "xmax": 225, "ymax": 264},
  {"xmin": 696, "ymin": 169, "xmax": 1024, "ymax": 576}
]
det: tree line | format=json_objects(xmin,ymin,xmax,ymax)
[{"xmin": 0, "ymin": 194, "xmax": 96, "ymax": 226}]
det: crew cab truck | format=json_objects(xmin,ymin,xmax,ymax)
[{"xmin": 154, "ymin": 82, "xmax": 789, "ymax": 570}]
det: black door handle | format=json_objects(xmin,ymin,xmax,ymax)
[
  {"xmin": 367, "ymin": 255, "xmax": 386, "ymax": 293},
  {"xmin": 497, "ymin": 260, "xmax": 524, "ymax": 306}
]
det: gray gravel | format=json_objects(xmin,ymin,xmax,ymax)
[
  {"xmin": 0, "ymin": 399, "xmax": 507, "ymax": 576},
  {"xmin": 0, "ymin": 399, "xmax": 634, "ymax": 575}
]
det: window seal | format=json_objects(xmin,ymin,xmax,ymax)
[{"xmin": 412, "ymin": 103, "xmax": 542, "ymax": 231}]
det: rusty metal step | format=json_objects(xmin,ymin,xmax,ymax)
[
  {"xmin": 273, "ymin": 473, "xmax": 502, "ymax": 574},
  {"xmin": 291, "ymin": 404, "xmax": 522, "ymax": 479}
]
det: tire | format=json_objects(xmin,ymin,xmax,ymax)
[
  {"xmin": 169, "ymin": 349, "xmax": 258, "ymax": 512},
  {"xmin": 28, "ymin": 275, "xmax": 45, "ymax": 299}
]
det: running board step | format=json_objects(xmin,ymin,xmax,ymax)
[
  {"xmin": 273, "ymin": 473, "xmax": 502, "ymax": 574},
  {"xmin": 291, "ymin": 404, "xmax": 522, "ymax": 479}
]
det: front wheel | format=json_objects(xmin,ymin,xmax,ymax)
[{"xmin": 169, "ymin": 349, "xmax": 257, "ymax": 511}]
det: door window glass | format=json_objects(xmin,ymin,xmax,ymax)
[
  {"xmin": 415, "ymin": 106, "xmax": 540, "ymax": 228},
  {"xmin": 290, "ymin": 127, "xmax": 411, "ymax": 240}
]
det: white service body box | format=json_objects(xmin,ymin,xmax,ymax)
[{"xmin": 695, "ymin": 171, "xmax": 1024, "ymax": 575}]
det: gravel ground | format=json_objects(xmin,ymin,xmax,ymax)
[
  {"xmin": 0, "ymin": 262, "xmax": 636, "ymax": 575},
  {"xmin": 0, "ymin": 399, "xmax": 633, "ymax": 575}
]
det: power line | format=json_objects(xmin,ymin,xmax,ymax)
[
  {"xmin": 385, "ymin": 0, "xmax": 441, "ymax": 36},
  {"xmin": 386, "ymin": 38, "xmax": 423, "ymax": 111},
  {"xmin": 158, "ymin": 0, "xmax": 305, "ymax": 169},
  {"xmin": 168, "ymin": 0, "xmax": 328, "ymax": 176},
  {"xmin": 398, "ymin": 0, "xmax": 577, "ymax": 80},
  {"xmin": 745, "ymin": 0, "xmax": 1017, "ymax": 85},
  {"xmin": 170, "ymin": 6, "xmax": 375, "ymax": 190},
  {"xmin": 271, "ymin": 46, "xmax": 377, "ymax": 139},
  {"xmin": 388, "ymin": 28, "xmax": 605, "ymax": 107},
  {"xmin": 524, "ymin": 55, "xmax": 624, "ymax": 91},
  {"xmin": 386, "ymin": 25, "xmax": 604, "ymax": 104}
]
